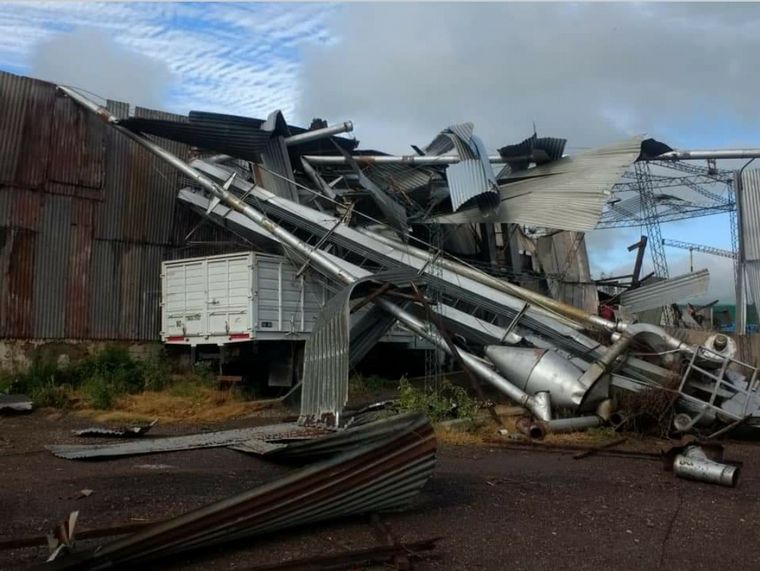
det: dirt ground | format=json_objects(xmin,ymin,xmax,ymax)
[{"xmin": 2, "ymin": 411, "xmax": 760, "ymax": 571}]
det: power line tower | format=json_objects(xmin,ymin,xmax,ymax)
[{"xmin": 635, "ymin": 161, "xmax": 674, "ymax": 324}]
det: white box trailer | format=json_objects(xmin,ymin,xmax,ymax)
[{"xmin": 161, "ymin": 252, "xmax": 327, "ymax": 346}]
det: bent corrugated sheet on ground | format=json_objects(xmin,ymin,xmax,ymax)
[
  {"xmin": 47, "ymin": 423, "xmax": 324, "ymax": 460},
  {"xmin": 42, "ymin": 413, "xmax": 436, "ymax": 571}
]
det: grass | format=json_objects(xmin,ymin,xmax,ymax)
[
  {"xmin": 76, "ymin": 387, "xmax": 284, "ymax": 424},
  {"xmin": 348, "ymin": 374, "xmax": 395, "ymax": 399},
  {"xmin": 0, "ymin": 345, "xmax": 277, "ymax": 423}
]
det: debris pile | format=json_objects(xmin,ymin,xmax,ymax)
[{"xmin": 21, "ymin": 88, "xmax": 756, "ymax": 568}]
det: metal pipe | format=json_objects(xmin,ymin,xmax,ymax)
[
  {"xmin": 364, "ymin": 230, "xmax": 616, "ymax": 332},
  {"xmin": 673, "ymin": 446, "xmax": 740, "ymax": 487},
  {"xmin": 58, "ymin": 86, "xmax": 544, "ymax": 418},
  {"xmin": 302, "ymin": 154, "xmax": 507, "ymax": 165},
  {"xmin": 284, "ymin": 122, "xmax": 354, "ymax": 146},
  {"xmin": 653, "ymin": 149, "xmax": 760, "ymax": 161},
  {"xmin": 366, "ymin": 232, "xmax": 697, "ymax": 359},
  {"xmin": 543, "ymin": 416, "xmax": 603, "ymax": 433}
]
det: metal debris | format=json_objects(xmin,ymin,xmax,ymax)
[
  {"xmin": 0, "ymin": 394, "xmax": 33, "ymax": 413},
  {"xmin": 73, "ymin": 420, "xmax": 158, "ymax": 438},
  {"xmin": 48, "ymin": 423, "xmax": 325, "ymax": 460},
  {"xmin": 57, "ymin": 85, "xmax": 760, "ymax": 441},
  {"xmin": 43, "ymin": 413, "xmax": 436, "ymax": 570},
  {"xmin": 619, "ymin": 269, "xmax": 710, "ymax": 312},
  {"xmin": 666, "ymin": 443, "xmax": 741, "ymax": 487}
]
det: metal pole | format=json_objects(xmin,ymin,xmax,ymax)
[
  {"xmin": 653, "ymin": 149, "xmax": 760, "ymax": 161},
  {"xmin": 58, "ymin": 86, "xmax": 542, "ymax": 417},
  {"xmin": 284, "ymin": 122, "xmax": 353, "ymax": 146},
  {"xmin": 301, "ymin": 154, "xmax": 508, "ymax": 165},
  {"xmin": 734, "ymin": 159, "xmax": 755, "ymax": 335}
]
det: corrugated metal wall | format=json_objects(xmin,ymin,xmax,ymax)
[{"xmin": 0, "ymin": 70, "xmax": 240, "ymax": 341}]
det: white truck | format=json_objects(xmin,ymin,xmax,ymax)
[
  {"xmin": 160, "ymin": 251, "xmax": 421, "ymax": 387},
  {"xmin": 161, "ymin": 251, "xmax": 327, "ymax": 346}
]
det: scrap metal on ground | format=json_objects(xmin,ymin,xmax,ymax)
[
  {"xmin": 41, "ymin": 412, "xmax": 436, "ymax": 570},
  {"xmin": 0, "ymin": 394, "xmax": 33, "ymax": 413}
]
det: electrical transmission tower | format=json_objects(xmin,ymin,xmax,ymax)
[
  {"xmin": 635, "ymin": 161, "xmax": 674, "ymax": 324},
  {"xmin": 424, "ymin": 225, "xmax": 445, "ymax": 391},
  {"xmin": 661, "ymin": 239, "xmax": 736, "ymax": 260}
]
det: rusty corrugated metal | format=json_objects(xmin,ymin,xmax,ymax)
[
  {"xmin": 33, "ymin": 194, "xmax": 73, "ymax": 338},
  {"xmin": 65, "ymin": 199, "xmax": 94, "ymax": 338},
  {"xmin": 0, "ymin": 73, "xmax": 55, "ymax": 189},
  {"xmin": 93, "ymin": 100, "xmax": 129, "ymax": 242},
  {"xmin": 0, "ymin": 71, "xmax": 222, "ymax": 341},
  {"xmin": 0, "ymin": 189, "xmax": 43, "ymax": 337},
  {"xmin": 127, "ymin": 107, "xmax": 188, "ymax": 245},
  {"xmin": 88, "ymin": 240, "xmax": 122, "ymax": 339},
  {"xmin": 47, "ymin": 91, "xmax": 105, "ymax": 190}
]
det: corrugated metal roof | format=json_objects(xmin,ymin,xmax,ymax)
[
  {"xmin": 424, "ymin": 123, "xmax": 474, "ymax": 156},
  {"xmin": 619, "ymin": 269, "xmax": 710, "ymax": 312},
  {"xmin": 739, "ymin": 169, "xmax": 760, "ymax": 260},
  {"xmin": 739, "ymin": 169, "xmax": 760, "ymax": 310},
  {"xmin": 120, "ymin": 110, "xmax": 358, "ymax": 164},
  {"xmin": 432, "ymin": 135, "xmax": 643, "ymax": 231},
  {"xmin": 259, "ymin": 136, "xmax": 299, "ymax": 202},
  {"xmin": 364, "ymin": 163, "xmax": 439, "ymax": 193},
  {"xmin": 446, "ymin": 158, "xmax": 499, "ymax": 211}
]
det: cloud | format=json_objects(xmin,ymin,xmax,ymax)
[
  {"xmin": 28, "ymin": 27, "xmax": 173, "ymax": 108},
  {"xmin": 297, "ymin": 3, "xmax": 760, "ymax": 152},
  {"xmin": 296, "ymin": 2, "xmax": 757, "ymax": 295},
  {"xmin": 0, "ymin": 2, "xmax": 336, "ymax": 118}
]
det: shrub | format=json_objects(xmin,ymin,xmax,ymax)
[
  {"xmin": 397, "ymin": 377, "xmax": 480, "ymax": 423},
  {"xmin": 139, "ymin": 348, "xmax": 172, "ymax": 391}
]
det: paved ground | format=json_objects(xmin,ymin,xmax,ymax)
[{"xmin": 2, "ymin": 411, "xmax": 760, "ymax": 570}]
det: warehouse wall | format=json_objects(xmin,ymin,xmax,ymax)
[{"xmin": 0, "ymin": 70, "xmax": 239, "ymax": 343}]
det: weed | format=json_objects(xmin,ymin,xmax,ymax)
[
  {"xmin": 139, "ymin": 348, "xmax": 172, "ymax": 391},
  {"xmin": 349, "ymin": 374, "xmax": 393, "ymax": 398},
  {"xmin": 397, "ymin": 377, "xmax": 480, "ymax": 424},
  {"xmin": 191, "ymin": 361, "xmax": 216, "ymax": 387}
]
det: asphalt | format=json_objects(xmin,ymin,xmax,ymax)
[{"xmin": 2, "ymin": 411, "xmax": 760, "ymax": 570}]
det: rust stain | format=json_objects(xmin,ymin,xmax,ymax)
[{"xmin": 65, "ymin": 199, "xmax": 94, "ymax": 338}]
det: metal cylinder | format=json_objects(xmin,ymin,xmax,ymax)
[
  {"xmin": 543, "ymin": 416, "xmax": 603, "ymax": 434},
  {"xmin": 528, "ymin": 423, "xmax": 546, "ymax": 439},
  {"xmin": 609, "ymin": 411, "xmax": 626, "ymax": 428},
  {"xmin": 673, "ymin": 413, "xmax": 694, "ymax": 433},
  {"xmin": 673, "ymin": 446, "xmax": 740, "ymax": 487},
  {"xmin": 301, "ymin": 153, "xmax": 506, "ymax": 165},
  {"xmin": 284, "ymin": 122, "xmax": 353, "ymax": 146},
  {"xmin": 484, "ymin": 346, "xmax": 595, "ymax": 411}
]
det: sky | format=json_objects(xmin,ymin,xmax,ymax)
[{"xmin": 1, "ymin": 1, "xmax": 759, "ymax": 303}]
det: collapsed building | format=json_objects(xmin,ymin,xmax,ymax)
[
  {"xmin": 3, "ymin": 69, "xmax": 760, "ymax": 434},
  {"xmin": 5, "ymin": 70, "xmax": 760, "ymax": 568}
]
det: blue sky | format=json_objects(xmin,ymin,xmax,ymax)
[{"xmin": 2, "ymin": 2, "xmax": 758, "ymax": 302}]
